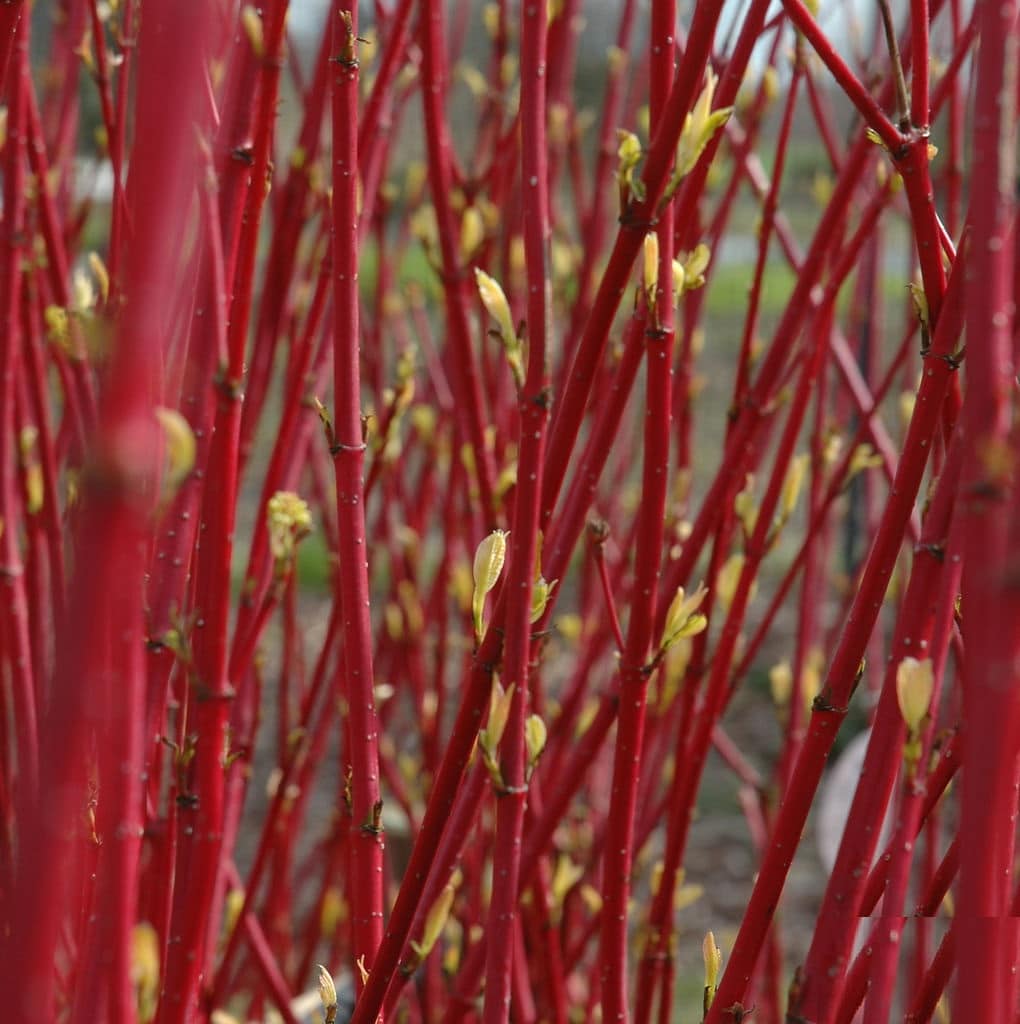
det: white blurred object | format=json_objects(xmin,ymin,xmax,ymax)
[{"xmin": 816, "ymin": 729, "xmax": 894, "ymax": 875}]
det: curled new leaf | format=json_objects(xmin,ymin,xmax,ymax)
[{"xmin": 472, "ymin": 529, "xmax": 508, "ymax": 639}]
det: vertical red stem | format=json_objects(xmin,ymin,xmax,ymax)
[
  {"xmin": 954, "ymin": 2, "xmax": 1019, "ymax": 1019},
  {"xmin": 481, "ymin": 0, "xmax": 551, "ymax": 1018},
  {"xmin": 330, "ymin": 0, "xmax": 386, "ymax": 980}
]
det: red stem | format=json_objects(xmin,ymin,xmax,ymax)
[
  {"xmin": 330, "ymin": 0, "xmax": 386, "ymax": 980},
  {"xmin": 482, "ymin": 0, "xmax": 552, "ymax": 1017},
  {"xmin": 954, "ymin": 1, "xmax": 1020, "ymax": 1017}
]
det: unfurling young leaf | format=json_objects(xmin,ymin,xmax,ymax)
[
  {"xmin": 660, "ymin": 582, "xmax": 708, "ymax": 651},
  {"xmin": 667, "ymin": 71, "xmax": 733, "ymax": 196},
  {"xmin": 472, "ymin": 529, "xmax": 509, "ymax": 639}
]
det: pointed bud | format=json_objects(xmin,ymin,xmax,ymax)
[
  {"xmin": 780, "ymin": 453, "xmax": 810, "ymax": 522},
  {"xmin": 474, "ymin": 269, "xmax": 523, "ymax": 387},
  {"xmin": 616, "ymin": 130, "xmax": 645, "ymax": 203},
  {"xmin": 479, "ymin": 680, "xmax": 516, "ymax": 758},
  {"xmin": 896, "ymin": 657, "xmax": 934, "ymax": 735},
  {"xmin": 525, "ymin": 714, "xmax": 548, "ymax": 770},
  {"xmin": 317, "ymin": 965, "xmax": 338, "ymax": 1024},
  {"xmin": 155, "ymin": 407, "xmax": 196, "ymax": 494},
  {"xmin": 461, "ymin": 207, "xmax": 485, "ymax": 259},
  {"xmin": 642, "ymin": 232, "xmax": 659, "ymax": 311},
  {"xmin": 716, "ymin": 553, "xmax": 746, "ymax": 613},
  {"xmin": 703, "ymin": 931, "xmax": 722, "ymax": 1011},
  {"xmin": 671, "ymin": 259, "xmax": 686, "ymax": 302}
]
